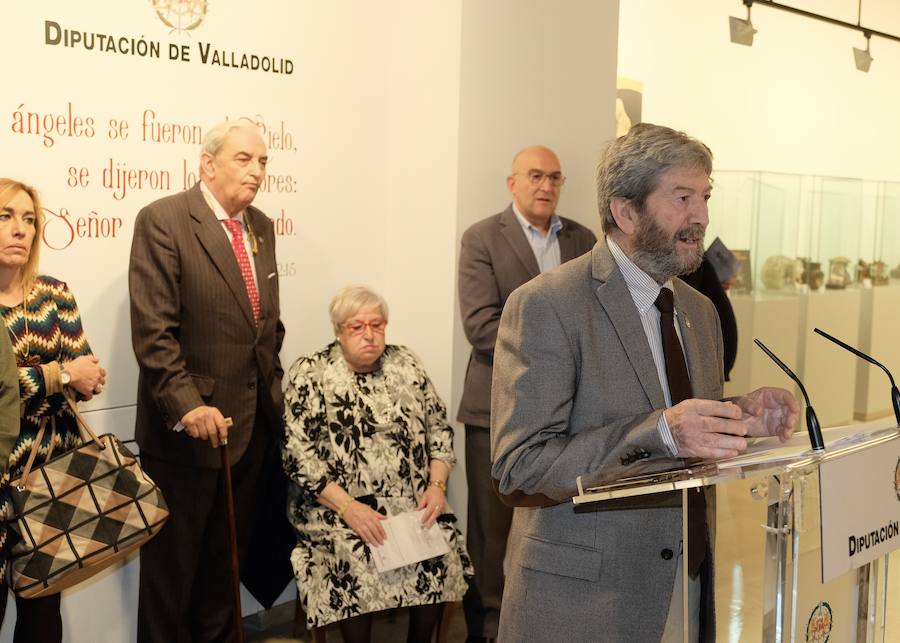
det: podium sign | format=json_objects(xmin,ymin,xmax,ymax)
[{"xmin": 819, "ymin": 435, "xmax": 900, "ymax": 583}]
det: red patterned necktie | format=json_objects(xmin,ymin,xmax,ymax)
[
  {"xmin": 222, "ymin": 218, "xmax": 260, "ymax": 323},
  {"xmin": 655, "ymin": 287, "xmax": 707, "ymax": 578}
]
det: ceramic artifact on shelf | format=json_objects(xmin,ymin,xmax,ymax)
[
  {"xmin": 794, "ymin": 257, "xmax": 808, "ymax": 286},
  {"xmin": 807, "ymin": 261, "xmax": 825, "ymax": 290},
  {"xmin": 731, "ymin": 249, "xmax": 752, "ymax": 293},
  {"xmin": 871, "ymin": 260, "xmax": 890, "ymax": 286},
  {"xmin": 761, "ymin": 255, "xmax": 795, "ymax": 290},
  {"xmin": 825, "ymin": 256, "xmax": 851, "ymax": 290}
]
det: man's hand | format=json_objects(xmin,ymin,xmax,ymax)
[
  {"xmin": 731, "ymin": 387, "xmax": 800, "ymax": 443},
  {"xmin": 665, "ymin": 399, "xmax": 749, "ymax": 459},
  {"xmin": 180, "ymin": 406, "xmax": 229, "ymax": 448}
]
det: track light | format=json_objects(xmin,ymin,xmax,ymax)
[
  {"xmin": 729, "ymin": 2, "xmax": 757, "ymax": 47},
  {"xmin": 727, "ymin": 1, "xmax": 900, "ymax": 72},
  {"xmin": 853, "ymin": 33, "xmax": 873, "ymax": 72}
]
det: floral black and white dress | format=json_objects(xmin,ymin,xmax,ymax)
[{"xmin": 282, "ymin": 342, "xmax": 473, "ymax": 628}]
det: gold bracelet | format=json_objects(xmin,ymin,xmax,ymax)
[
  {"xmin": 337, "ymin": 497, "xmax": 353, "ymax": 518},
  {"xmin": 428, "ymin": 479, "xmax": 447, "ymax": 492}
]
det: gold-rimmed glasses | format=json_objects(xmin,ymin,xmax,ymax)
[
  {"xmin": 518, "ymin": 170, "xmax": 566, "ymax": 187},
  {"xmin": 343, "ymin": 319, "xmax": 387, "ymax": 336}
]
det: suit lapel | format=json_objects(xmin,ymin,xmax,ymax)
[
  {"xmin": 499, "ymin": 207, "xmax": 540, "ymax": 278},
  {"xmin": 188, "ymin": 184, "xmax": 256, "ymax": 329},
  {"xmin": 592, "ymin": 243, "xmax": 667, "ymax": 408},
  {"xmin": 673, "ymin": 281, "xmax": 714, "ymax": 399},
  {"xmin": 558, "ymin": 221, "xmax": 579, "ymax": 262}
]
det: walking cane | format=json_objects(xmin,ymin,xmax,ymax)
[{"xmin": 220, "ymin": 418, "xmax": 244, "ymax": 643}]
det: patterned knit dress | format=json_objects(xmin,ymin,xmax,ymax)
[{"xmin": 0, "ymin": 275, "xmax": 93, "ymax": 579}]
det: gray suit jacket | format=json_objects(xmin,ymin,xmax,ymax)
[
  {"xmin": 457, "ymin": 205, "xmax": 596, "ymax": 427},
  {"xmin": 129, "ymin": 183, "xmax": 285, "ymax": 468},
  {"xmin": 491, "ymin": 240, "xmax": 723, "ymax": 642}
]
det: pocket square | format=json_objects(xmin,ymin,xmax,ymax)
[{"xmin": 267, "ymin": 272, "xmax": 276, "ymax": 279}]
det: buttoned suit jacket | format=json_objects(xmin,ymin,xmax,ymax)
[
  {"xmin": 129, "ymin": 182, "xmax": 285, "ymax": 469},
  {"xmin": 491, "ymin": 240, "xmax": 723, "ymax": 642},
  {"xmin": 457, "ymin": 205, "xmax": 596, "ymax": 427}
]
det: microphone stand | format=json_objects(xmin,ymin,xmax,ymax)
[
  {"xmin": 813, "ymin": 327, "xmax": 900, "ymax": 428},
  {"xmin": 754, "ymin": 338, "xmax": 825, "ymax": 451}
]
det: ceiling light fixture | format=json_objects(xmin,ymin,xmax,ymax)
[
  {"xmin": 729, "ymin": 1, "xmax": 757, "ymax": 46},
  {"xmin": 853, "ymin": 32, "xmax": 873, "ymax": 72},
  {"xmin": 729, "ymin": 0, "xmax": 900, "ymax": 73}
]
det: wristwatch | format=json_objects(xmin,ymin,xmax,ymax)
[{"xmin": 60, "ymin": 366, "xmax": 71, "ymax": 386}]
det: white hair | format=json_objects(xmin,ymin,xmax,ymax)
[{"xmin": 329, "ymin": 285, "xmax": 389, "ymax": 335}]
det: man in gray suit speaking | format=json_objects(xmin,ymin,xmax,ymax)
[
  {"xmin": 457, "ymin": 146, "xmax": 595, "ymax": 642},
  {"xmin": 491, "ymin": 124, "xmax": 799, "ymax": 642}
]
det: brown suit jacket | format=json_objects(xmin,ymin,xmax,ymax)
[
  {"xmin": 129, "ymin": 182, "xmax": 285, "ymax": 468},
  {"xmin": 457, "ymin": 205, "xmax": 596, "ymax": 427}
]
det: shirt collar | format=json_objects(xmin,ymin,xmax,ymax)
[
  {"xmin": 606, "ymin": 236, "xmax": 674, "ymax": 313},
  {"xmin": 511, "ymin": 202, "xmax": 562, "ymax": 236},
  {"xmin": 200, "ymin": 181, "xmax": 244, "ymax": 223}
]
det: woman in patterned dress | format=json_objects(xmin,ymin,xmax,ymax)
[
  {"xmin": 0, "ymin": 179, "xmax": 106, "ymax": 642},
  {"xmin": 282, "ymin": 285, "xmax": 472, "ymax": 643}
]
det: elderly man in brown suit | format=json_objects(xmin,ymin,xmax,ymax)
[
  {"xmin": 129, "ymin": 120, "xmax": 288, "ymax": 642},
  {"xmin": 457, "ymin": 146, "xmax": 596, "ymax": 642}
]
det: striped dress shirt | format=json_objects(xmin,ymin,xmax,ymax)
[{"xmin": 606, "ymin": 236, "xmax": 686, "ymax": 456}]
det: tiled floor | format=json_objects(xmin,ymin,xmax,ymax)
[{"xmin": 246, "ymin": 600, "xmax": 468, "ymax": 642}]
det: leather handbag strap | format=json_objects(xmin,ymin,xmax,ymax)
[
  {"xmin": 15, "ymin": 417, "xmax": 49, "ymax": 490},
  {"xmin": 62, "ymin": 391, "xmax": 102, "ymax": 446},
  {"xmin": 13, "ymin": 392, "xmax": 104, "ymax": 490}
]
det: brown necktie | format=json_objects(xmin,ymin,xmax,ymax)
[{"xmin": 655, "ymin": 287, "xmax": 707, "ymax": 578}]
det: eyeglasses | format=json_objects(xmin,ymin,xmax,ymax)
[
  {"xmin": 343, "ymin": 319, "xmax": 387, "ymax": 336},
  {"xmin": 519, "ymin": 170, "xmax": 566, "ymax": 187}
]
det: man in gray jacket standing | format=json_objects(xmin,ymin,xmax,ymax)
[
  {"xmin": 457, "ymin": 145, "xmax": 596, "ymax": 642},
  {"xmin": 491, "ymin": 124, "xmax": 799, "ymax": 642}
]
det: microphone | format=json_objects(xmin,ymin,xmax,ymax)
[
  {"xmin": 753, "ymin": 338, "xmax": 825, "ymax": 451},
  {"xmin": 813, "ymin": 327, "xmax": 900, "ymax": 427}
]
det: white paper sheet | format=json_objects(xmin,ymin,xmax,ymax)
[{"xmin": 370, "ymin": 510, "xmax": 450, "ymax": 573}]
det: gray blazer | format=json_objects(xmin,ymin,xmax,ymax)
[
  {"xmin": 491, "ymin": 240, "xmax": 723, "ymax": 642},
  {"xmin": 457, "ymin": 205, "xmax": 596, "ymax": 427},
  {"xmin": 129, "ymin": 183, "xmax": 285, "ymax": 469}
]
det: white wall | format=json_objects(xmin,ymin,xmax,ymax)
[
  {"xmin": 449, "ymin": 0, "xmax": 619, "ymax": 527},
  {"xmin": 4, "ymin": 1, "xmax": 621, "ymax": 640},
  {"xmin": 618, "ymin": 0, "xmax": 900, "ymax": 181}
]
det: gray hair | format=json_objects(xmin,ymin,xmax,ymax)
[
  {"xmin": 199, "ymin": 119, "xmax": 261, "ymax": 176},
  {"xmin": 595, "ymin": 123, "xmax": 712, "ymax": 233},
  {"xmin": 329, "ymin": 285, "xmax": 389, "ymax": 335}
]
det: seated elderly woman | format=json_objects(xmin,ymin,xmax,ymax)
[{"xmin": 282, "ymin": 285, "xmax": 472, "ymax": 643}]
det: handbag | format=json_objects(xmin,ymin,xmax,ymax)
[{"xmin": 6, "ymin": 394, "xmax": 169, "ymax": 598}]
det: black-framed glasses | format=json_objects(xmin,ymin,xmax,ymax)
[{"xmin": 519, "ymin": 170, "xmax": 566, "ymax": 187}]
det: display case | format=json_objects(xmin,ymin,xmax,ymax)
[
  {"xmin": 709, "ymin": 172, "xmax": 900, "ymax": 295},
  {"xmin": 876, "ymin": 181, "xmax": 900, "ymax": 281},
  {"xmin": 711, "ymin": 173, "xmax": 900, "ymax": 424},
  {"xmin": 811, "ymin": 177, "xmax": 866, "ymax": 290},
  {"xmin": 708, "ymin": 171, "xmax": 807, "ymax": 295}
]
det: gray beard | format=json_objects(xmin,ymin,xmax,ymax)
[{"xmin": 629, "ymin": 215, "xmax": 705, "ymax": 284}]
